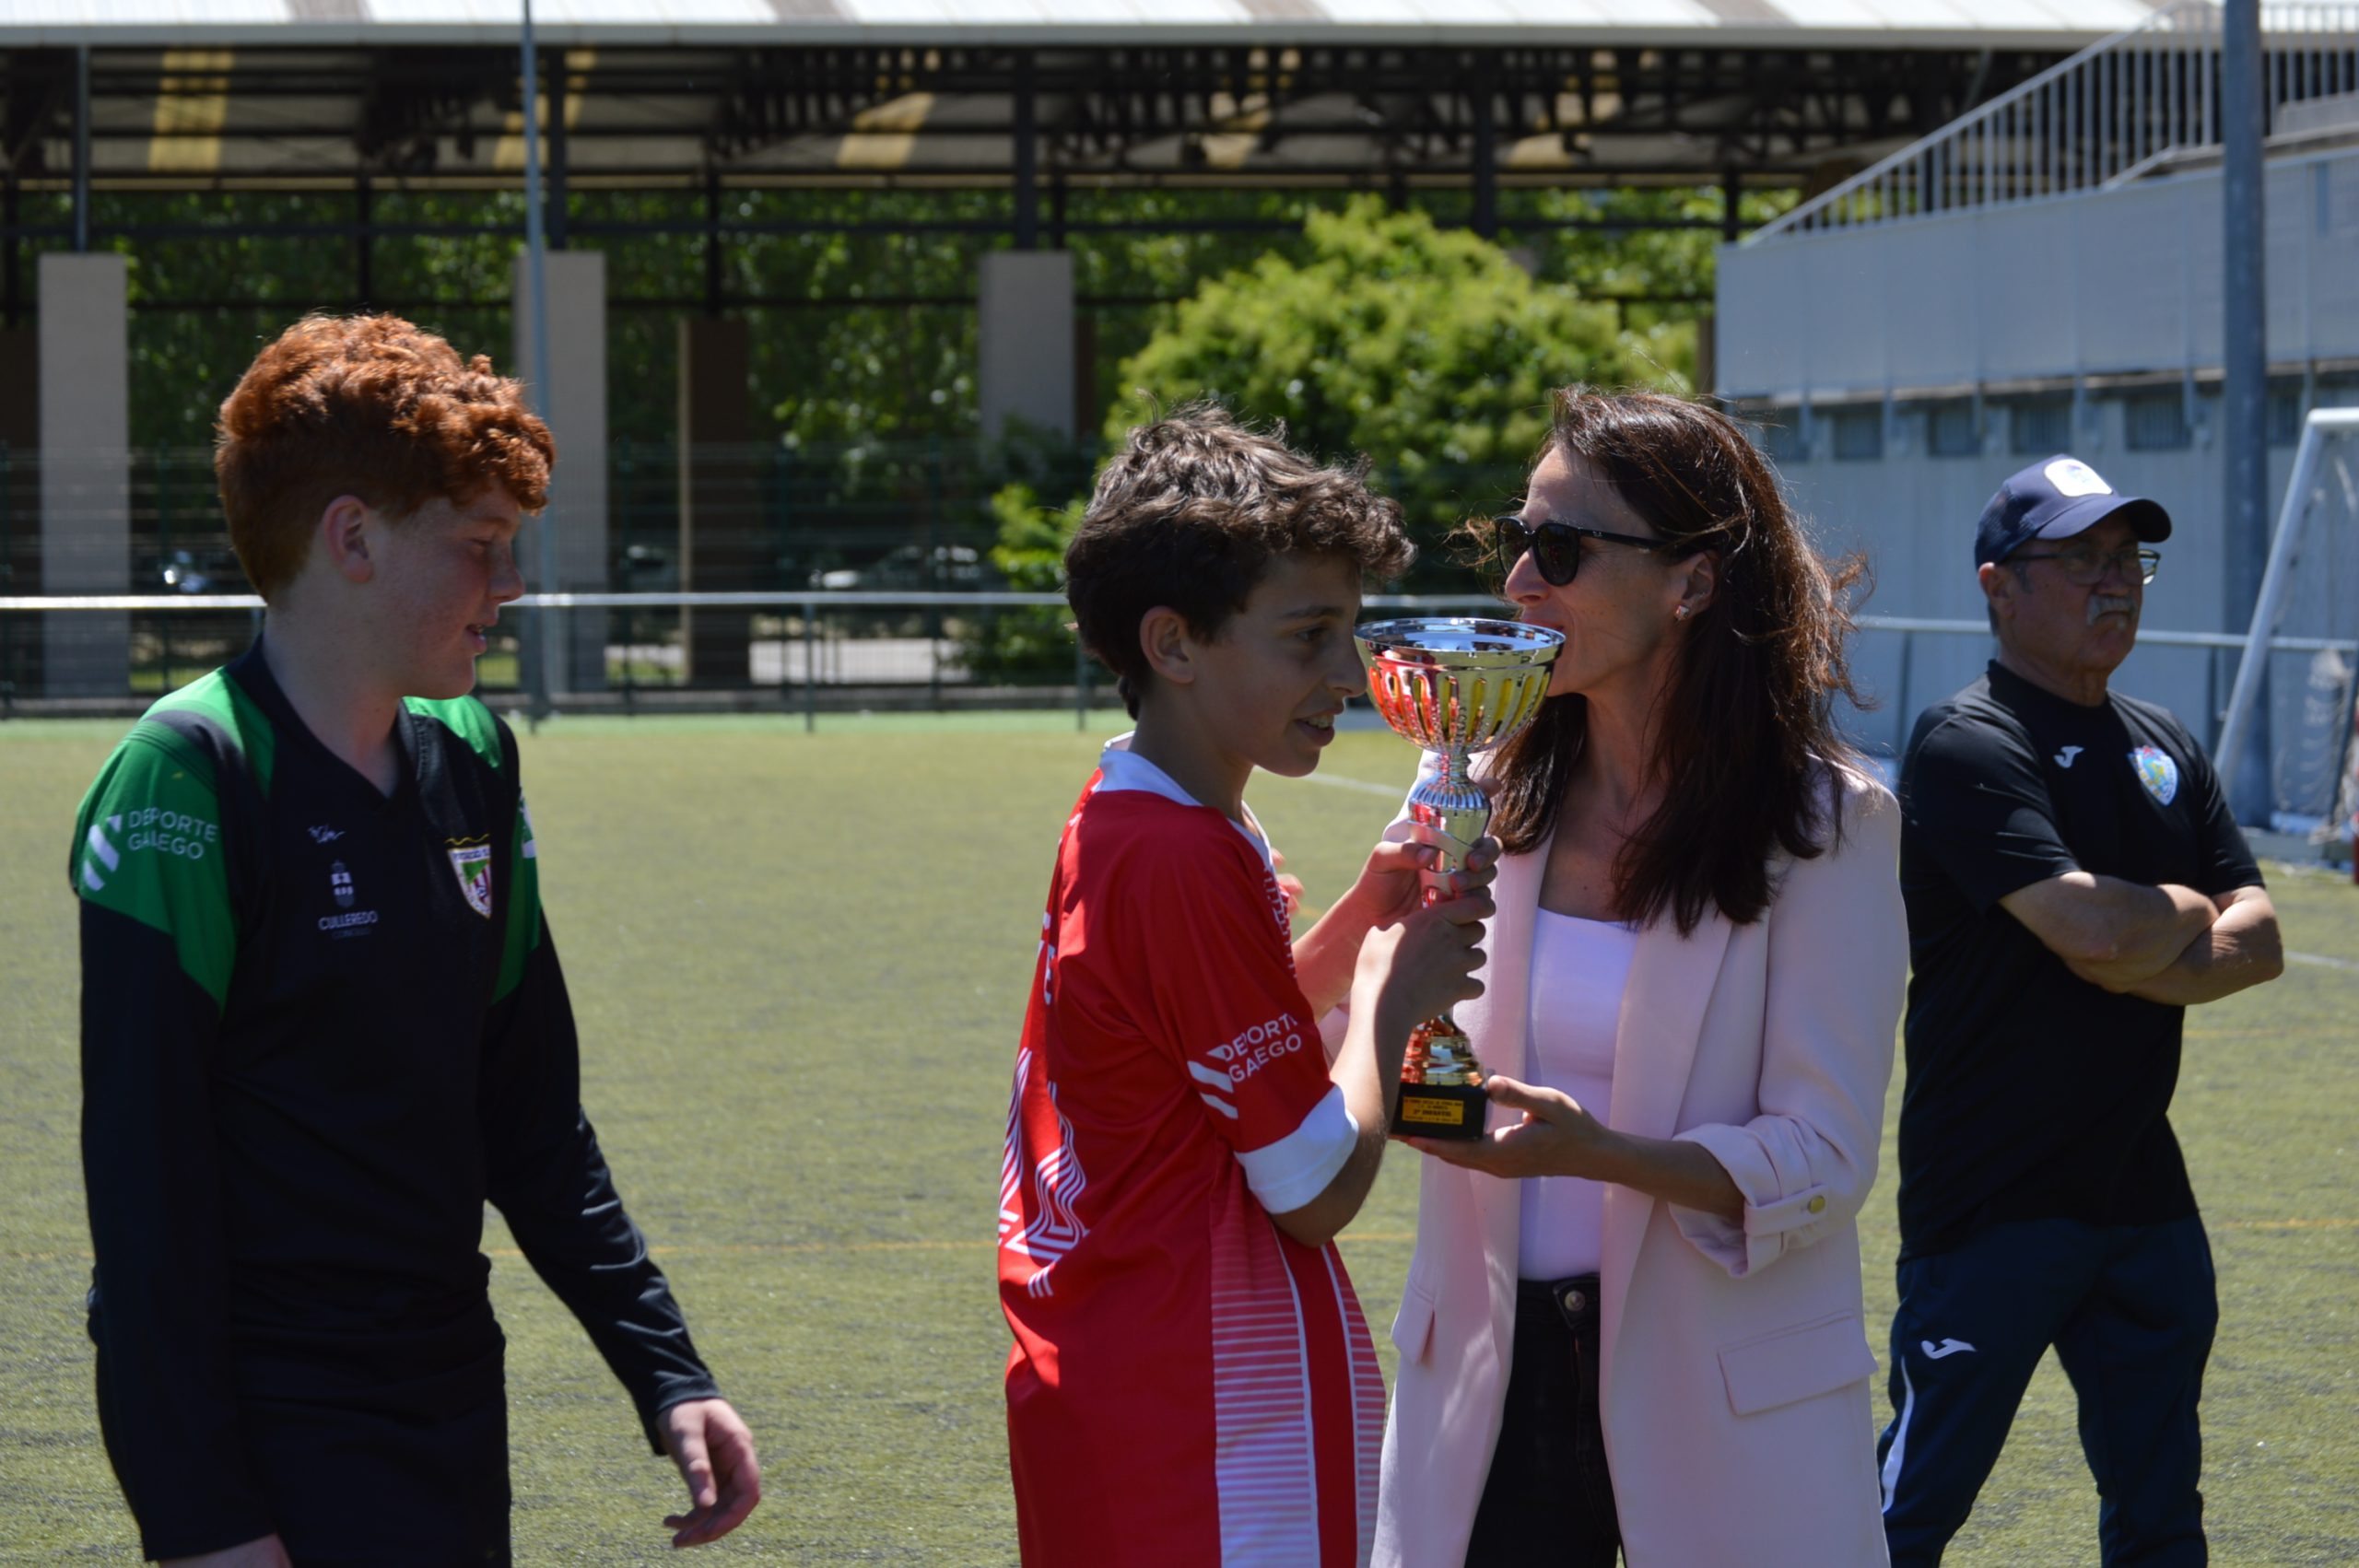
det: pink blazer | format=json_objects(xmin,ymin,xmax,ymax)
[{"xmin": 1373, "ymin": 767, "xmax": 1905, "ymax": 1568}]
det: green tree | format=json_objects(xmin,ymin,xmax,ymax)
[
  {"xmin": 1506, "ymin": 184, "xmax": 1797, "ymax": 391},
  {"xmin": 1104, "ymin": 195, "xmax": 1642, "ymax": 556},
  {"xmin": 963, "ymin": 195, "xmax": 1694, "ymax": 676},
  {"xmin": 81, "ymin": 183, "xmax": 1754, "ymax": 606},
  {"xmin": 955, "ymin": 479, "xmax": 1087, "ymax": 683}
]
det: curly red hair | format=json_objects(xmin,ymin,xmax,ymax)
[{"xmin": 215, "ymin": 314, "xmax": 554, "ymax": 600}]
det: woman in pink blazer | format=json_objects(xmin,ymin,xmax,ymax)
[{"xmin": 1374, "ymin": 391, "xmax": 1906, "ymax": 1567}]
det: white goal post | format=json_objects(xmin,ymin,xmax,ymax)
[{"xmin": 2215, "ymin": 406, "xmax": 2359, "ymax": 837}]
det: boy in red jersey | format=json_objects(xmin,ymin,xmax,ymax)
[{"xmin": 998, "ymin": 408, "xmax": 1494, "ymax": 1567}]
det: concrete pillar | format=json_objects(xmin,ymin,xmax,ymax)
[
  {"xmin": 978, "ymin": 251, "xmax": 1075, "ymax": 441},
  {"xmin": 40, "ymin": 252, "xmax": 128, "ymax": 697},
  {"xmin": 513, "ymin": 250, "xmax": 607, "ymax": 692},
  {"xmin": 675, "ymin": 317, "xmax": 757, "ymax": 684},
  {"xmin": 0, "ymin": 323, "xmax": 35, "ymax": 703}
]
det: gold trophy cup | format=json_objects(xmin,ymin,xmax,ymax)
[{"xmin": 1355, "ymin": 616, "xmax": 1565, "ymax": 1140}]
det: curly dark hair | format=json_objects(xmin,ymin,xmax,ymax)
[
  {"xmin": 1065, "ymin": 404, "xmax": 1414, "ymax": 717},
  {"xmin": 216, "ymin": 313, "xmax": 554, "ymax": 601},
  {"xmin": 1478, "ymin": 388, "xmax": 1870, "ymax": 933}
]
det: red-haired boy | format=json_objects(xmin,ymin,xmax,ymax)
[
  {"xmin": 998, "ymin": 409, "xmax": 1493, "ymax": 1565},
  {"xmin": 71, "ymin": 316, "xmax": 757, "ymax": 1566}
]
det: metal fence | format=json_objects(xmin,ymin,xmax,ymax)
[
  {"xmin": 0, "ymin": 439, "xmax": 1088, "ymax": 601},
  {"xmin": 0, "ymin": 591, "xmax": 1518, "ymax": 727},
  {"xmin": 1750, "ymin": 0, "xmax": 2359, "ymax": 243},
  {"xmin": 0, "ymin": 438, "xmax": 1523, "ymax": 599},
  {"xmin": 8, "ymin": 593, "xmax": 2355, "ymax": 772}
]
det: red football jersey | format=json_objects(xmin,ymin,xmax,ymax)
[{"xmin": 999, "ymin": 745, "xmax": 1381, "ymax": 1567}]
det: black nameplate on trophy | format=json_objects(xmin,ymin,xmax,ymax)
[{"xmin": 1391, "ymin": 1082, "xmax": 1487, "ymax": 1141}]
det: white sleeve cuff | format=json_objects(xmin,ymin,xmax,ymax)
[
  {"xmin": 1671, "ymin": 1123, "xmax": 1841, "ymax": 1278},
  {"xmin": 1238, "ymin": 1084, "xmax": 1360, "ymax": 1215}
]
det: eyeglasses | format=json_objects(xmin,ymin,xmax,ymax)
[
  {"xmin": 2008, "ymin": 545, "xmax": 2161, "ymax": 587},
  {"xmin": 1492, "ymin": 514, "xmax": 1677, "ymax": 588}
]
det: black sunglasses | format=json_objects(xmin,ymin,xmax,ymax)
[{"xmin": 1492, "ymin": 514, "xmax": 1677, "ymax": 587}]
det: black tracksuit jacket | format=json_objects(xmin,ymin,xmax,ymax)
[{"xmin": 71, "ymin": 640, "xmax": 719, "ymax": 1561}]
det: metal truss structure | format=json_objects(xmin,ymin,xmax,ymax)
[{"xmin": 0, "ymin": 41, "xmax": 2068, "ymax": 224}]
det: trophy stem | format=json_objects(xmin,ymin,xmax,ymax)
[{"xmin": 1407, "ymin": 743, "xmax": 1490, "ymax": 888}]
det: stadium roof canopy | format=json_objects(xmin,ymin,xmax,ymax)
[
  {"xmin": 2, "ymin": 0, "xmax": 2170, "ymax": 49},
  {"xmin": 0, "ymin": 0, "xmax": 2185, "ymax": 194}
]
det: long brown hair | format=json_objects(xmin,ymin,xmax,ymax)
[{"xmin": 1482, "ymin": 389, "xmax": 1868, "ymax": 933}]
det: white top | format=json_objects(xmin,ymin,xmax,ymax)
[
  {"xmin": 1094, "ymin": 732, "xmax": 1357, "ymax": 1214},
  {"xmin": 1517, "ymin": 909, "xmax": 1637, "ymax": 1281}
]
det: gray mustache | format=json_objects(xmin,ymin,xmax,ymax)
[{"xmin": 2087, "ymin": 595, "xmax": 2137, "ymax": 626}]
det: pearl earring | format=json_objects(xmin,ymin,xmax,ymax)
[{"xmin": 1674, "ymin": 605, "xmax": 1692, "ymax": 622}]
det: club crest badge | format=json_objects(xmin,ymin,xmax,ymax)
[
  {"xmin": 446, "ymin": 841, "xmax": 495, "ymax": 919},
  {"xmin": 2130, "ymin": 744, "xmax": 2178, "ymax": 805}
]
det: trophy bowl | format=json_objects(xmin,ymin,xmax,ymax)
[{"xmin": 1355, "ymin": 617, "xmax": 1565, "ymax": 1139}]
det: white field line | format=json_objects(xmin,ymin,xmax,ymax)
[
  {"xmin": 2287, "ymin": 950, "xmax": 2359, "ymax": 973},
  {"xmin": 1290, "ymin": 771, "xmax": 1404, "ymax": 800}
]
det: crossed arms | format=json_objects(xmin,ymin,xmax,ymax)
[{"xmin": 2000, "ymin": 874, "xmax": 2283, "ymax": 1005}]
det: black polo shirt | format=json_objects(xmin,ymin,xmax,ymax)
[{"xmin": 1895, "ymin": 660, "xmax": 2261, "ymax": 1262}]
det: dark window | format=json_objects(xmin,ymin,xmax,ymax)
[
  {"xmin": 1831, "ymin": 406, "xmax": 1884, "ymax": 462},
  {"xmin": 1927, "ymin": 402, "xmax": 1981, "ymax": 458},
  {"xmin": 1754, "ymin": 409, "xmax": 1809, "ymax": 465},
  {"xmin": 2123, "ymin": 392, "xmax": 2192, "ymax": 451},
  {"xmin": 2268, "ymin": 390, "xmax": 2306, "ymax": 446},
  {"xmin": 2011, "ymin": 398, "xmax": 2071, "ymax": 455}
]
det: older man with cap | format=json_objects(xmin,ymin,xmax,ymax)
[{"xmin": 1876, "ymin": 454, "xmax": 2283, "ymax": 1566}]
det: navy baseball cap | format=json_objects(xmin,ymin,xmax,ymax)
[{"xmin": 1974, "ymin": 454, "xmax": 2172, "ymax": 568}]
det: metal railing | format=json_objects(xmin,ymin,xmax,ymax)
[
  {"xmin": 0, "ymin": 591, "xmax": 1512, "ymax": 729},
  {"xmin": 6, "ymin": 595, "xmax": 2354, "ymax": 762},
  {"xmin": 1749, "ymin": 0, "xmax": 2359, "ymax": 244}
]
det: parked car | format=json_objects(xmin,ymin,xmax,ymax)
[
  {"xmin": 808, "ymin": 544, "xmax": 995, "ymax": 592},
  {"xmin": 616, "ymin": 542, "xmax": 679, "ymax": 592},
  {"xmin": 138, "ymin": 548, "xmax": 241, "ymax": 595}
]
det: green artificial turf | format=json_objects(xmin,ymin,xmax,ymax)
[{"xmin": 3, "ymin": 715, "xmax": 2353, "ymax": 1562}]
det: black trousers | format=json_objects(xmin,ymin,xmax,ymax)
[
  {"xmin": 1879, "ymin": 1215, "xmax": 2217, "ymax": 1567},
  {"xmin": 1464, "ymin": 1275, "xmax": 1623, "ymax": 1568}
]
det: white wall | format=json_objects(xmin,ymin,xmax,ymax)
[
  {"xmin": 1718, "ymin": 146, "xmax": 2359, "ymax": 401},
  {"xmin": 1718, "ymin": 145, "xmax": 2359, "ymax": 755},
  {"xmin": 1775, "ymin": 399, "xmax": 2350, "ymax": 756}
]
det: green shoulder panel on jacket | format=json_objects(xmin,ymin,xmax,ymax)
[
  {"xmin": 143, "ymin": 666, "xmax": 275, "ymax": 796},
  {"xmin": 71, "ymin": 713, "xmax": 239, "ymax": 1009},
  {"xmin": 495, "ymin": 783, "xmax": 545, "ymax": 1003},
  {"xmin": 407, "ymin": 696, "xmax": 541, "ymax": 1002},
  {"xmin": 405, "ymin": 693, "xmax": 504, "ymax": 772}
]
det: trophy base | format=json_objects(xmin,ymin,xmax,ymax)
[{"xmin": 1391, "ymin": 1081, "xmax": 1488, "ymax": 1140}]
